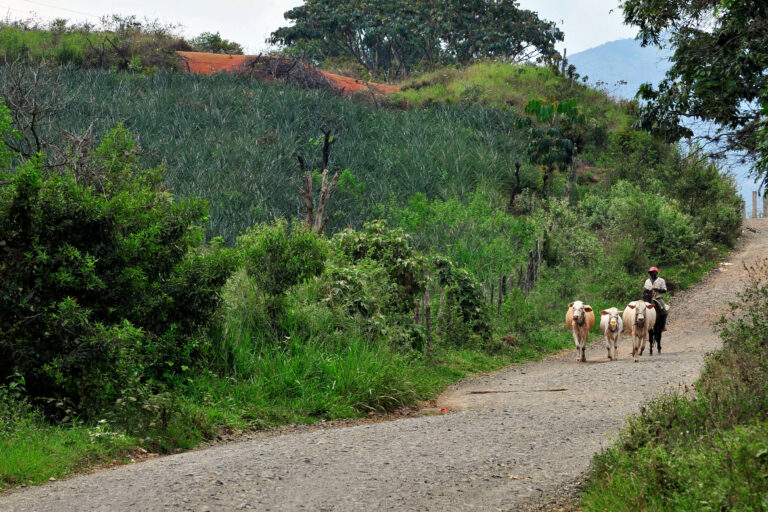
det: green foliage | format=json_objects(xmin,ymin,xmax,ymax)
[
  {"xmin": 238, "ymin": 219, "xmax": 328, "ymax": 297},
  {"xmin": 541, "ymin": 198, "xmax": 604, "ymax": 267},
  {"xmin": 386, "ymin": 191, "xmax": 537, "ymax": 282},
  {"xmin": 0, "ymin": 123, "xmax": 236, "ymax": 420},
  {"xmin": 0, "ymin": 101, "xmax": 17, "ymax": 168},
  {"xmin": 394, "ymin": 62, "xmax": 632, "ymax": 130},
  {"xmin": 270, "ymin": 0, "xmax": 563, "ymax": 78},
  {"xmin": 0, "ymin": 15, "xmax": 193, "ymax": 70},
  {"xmin": 582, "ymin": 268, "xmax": 768, "ymax": 511},
  {"xmin": 580, "ymin": 181, "xmax": 696, "ymax": 268},
  {"xmin": 332, "ymin": 220, "xmax": 425, "ymax": 315},
  {"xmin": 622, "ymin": 0, "xmax": 768, "ymax": 185},
  {"xmin": 189, "ymin": 32, "xmax": 243, "ymax": 55},
  {"xmin": 433, "ymin": 256, "xmax": 491, "ymax": 346}
]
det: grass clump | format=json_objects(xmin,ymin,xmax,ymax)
[{"xmin": 0, "ymin": 389, "xmax": 135, "ymax": 487}]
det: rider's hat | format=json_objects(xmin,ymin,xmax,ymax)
[{"xmin": 648, "ymin": 266, "xmax": 659, "ymax": 272}]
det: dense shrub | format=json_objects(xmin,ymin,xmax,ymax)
[
  {"xmin": 580, "ymin": 181, "xmax": 696, "ymax": 269},
  {"xmin": 0, "ymin": 120, "xmax": 236, "ymax": 419},
  {"xmin": 238, "ymin": 219, "xmax": 329, "ymax": 297},
  {"xmin": 433, "ymin": 256, "xmax": 492, "ymax": 346},
  {"xmin": 386, "ymin": 191, "xmax": 537, "ymax": 282},
  {"xmin": 332, "ymin": 220, "xmax": 425, "ymax": 315}
]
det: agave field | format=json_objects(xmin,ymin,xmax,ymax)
[{"xmin": 8, "ymin": 68, "xmax": 533, "ymax": 241}]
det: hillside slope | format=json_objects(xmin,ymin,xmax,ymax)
[
  {"xmin": 177, "ymin": 51, "xmax": 399, "ymax": 95},
  {"xmin": 2, "ymin": 220, "xmax": 763, "ymax": 511}
]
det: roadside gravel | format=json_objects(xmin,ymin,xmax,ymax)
[{"xmin": 2, "ymin": 220, "xmax": 766, "ymax": 512}]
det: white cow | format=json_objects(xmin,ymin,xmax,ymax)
[
  {"xmin": 599, "ymin": 307, "xmax": 624, "ymax": 361},
  {"xmin": 622, "ymin": 300, "xmax": 656, "ymax": 362},
  {"xmin": 566, "ymin": 300, "xmax": 595, "ymax": 362}
]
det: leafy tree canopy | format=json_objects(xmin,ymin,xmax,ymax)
[
  {"xmin": 190, "ymin": 31, "xmax": 244, "ymax": 55},
  {"xmin": 621, "ymin": 0, "xmax": 768, "ymax": 184},
  {"xmin": 269, "ymin": 0, "xmax": 563, "ymax": 78}
]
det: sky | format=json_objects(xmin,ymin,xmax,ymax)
[{"xmin": 1, "ymin": 0, "xmax": 639, "ymax": 55}]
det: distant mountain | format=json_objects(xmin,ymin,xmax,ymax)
[
  {"xmin": 569, "ymin": 38, "xmax": 671, "ymax": 100},
  {"xmin": 570, "ymin": 38, "xmax": 760, "ymax": 210}
]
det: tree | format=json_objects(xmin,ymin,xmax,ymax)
[
  {"xmin": 519, "ymin": 98, "xmax": 586, "ymax": 196},
  {"xmin": 439, "ymin": 0, "xmax": 563, "ymax": 65},
  {"xmin": 269, "ymin": 0, "xmax": 563, "ymax": 78},
  {"xmin": 297, "ymin": 129, "xmax": 342, "ymax": 234},
  {"xmin": 621, "ymin": 0, "xmax": 768, "ymax": 185},
  {"xmin": 0, "ymin": 110, "xmax": 236, "ymax": 418},
  {"xmin": 190, "ymin": 31, "xmax": 244, "ymax": 55}
]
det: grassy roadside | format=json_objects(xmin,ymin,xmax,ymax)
[
  {"xmin": 1, "ymin": 252, "xmax": 722, "ymax": 490},
  {"xmin": 580, "ymin": 265, "xmax": 768, "ymax": 511},
  {"xmin": 0, "ymin": 337, "xmax": 572, "ymax": 489}
]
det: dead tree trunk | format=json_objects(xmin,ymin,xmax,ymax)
[
  {"xmin": 297, "ymin": 129, "xmax": 340, "ymax": 234},
  {"xmin": 508, "ymin": 161, "xmax": 522, "ymax": 212},
  {"xmin": 497, "ymin": 275, "xmax": 504, "ymax": 314}
]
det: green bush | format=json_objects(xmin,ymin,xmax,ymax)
[
  {"xmin": 386, "ymin": 191, "xmax": 537, "ymax": 282},
  {"xmin": 0, "ymin": 119, "xmax": 236, "ymax": 419},
  {"xmin": 580, "ymin": 181, "xmax": 696, "ymax": 268},
  {"xmin": 433, "ymin": 256, "xmax": 491, "ymax": 346},
  {"xmin": 238, "ymin": 219, "xmax": 329, "ymax": 297},
  {"xmin": 332, "ymin": 220, "xmax": 425, "ymax": 315},
  {"xmin": 541, "ymin": 198, "xmax": 604, "ymax": 268}
]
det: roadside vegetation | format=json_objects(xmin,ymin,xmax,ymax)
[{"xmin": 0, "ymin": 14, "xmax": 743, "ymax": 489}]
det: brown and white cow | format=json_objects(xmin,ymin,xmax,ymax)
[
  {"xmin": 622, "ymin": 300, "xmax": 657, "ymax": 362},
  {"xmin": 599, "ymin": 307, "xmax": 624, "ymax": 361},
  {"xmin": 566, "ymin": 300, "xmax": 595, "ymax": 362}
]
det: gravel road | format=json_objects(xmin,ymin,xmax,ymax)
[{"xmin": 3, "ymin": 220, "xmax": 766, "ymax": 512}]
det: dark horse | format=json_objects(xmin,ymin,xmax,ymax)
[{"xmin": 643, "ymin": 290, "xmax": 667, "ymax": 355}]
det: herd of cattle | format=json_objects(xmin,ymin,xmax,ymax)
[{"xmin": 565, "ymin": 300, "xmax": 659, "ymax": 363}]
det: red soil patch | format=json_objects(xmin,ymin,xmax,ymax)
[{"xmin": 176, "ymin": 51, "xmax": 399, "ymax": 96}]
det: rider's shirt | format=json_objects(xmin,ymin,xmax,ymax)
[{"xmin": 644, "ymin": 277, "xmax": 667, "ymax": 295}]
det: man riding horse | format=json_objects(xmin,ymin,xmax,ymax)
[{"xmin": 643, "ymin": 266, "xmax": 668, "ymax": 355}]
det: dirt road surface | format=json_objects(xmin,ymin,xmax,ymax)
[{"xmin": 3, "ymin": 220, "xmax": 766, "ymax": 512}]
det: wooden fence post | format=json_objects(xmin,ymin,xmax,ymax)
[
  {"xmin": 764, "ymin": 193, "xmax": 768, "ymax": 219},
  {"xmin": 425, "ymin": 292, "xmax": 432, "ymax": 356},
  {"xmin": 753, "ymin": 191, "xmax": 758, "ymax": 219},
  {"xmin": 536, "ymin": 236, "xmax": 542, "ymax": 278}
]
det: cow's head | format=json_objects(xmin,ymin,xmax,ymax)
[
  {"xmin": 601, "ymin": 308, "xmax": 620, "ymax": 332},
  {"xmin": 570, "ymin": 301, "xmax": 591, "ymax": 326},
  {"xmin": 628, "ymin": 301, "xmax": 650, "ymax": 326}
]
